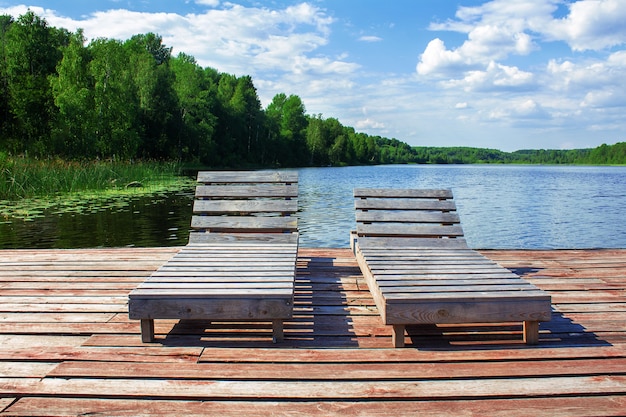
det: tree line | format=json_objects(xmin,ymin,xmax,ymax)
[
  {"xmin": 0, "ymin": 11, "xmax": 418, "ymax": 167},
  {"xmin": 412, "ymin": 144, "xmax": 626, "ymax": 165},
  {"xmin": 1, "ymin": 11, "xmax": 624, "ymax": 168}
]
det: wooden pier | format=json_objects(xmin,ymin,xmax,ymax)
[{"xmin": 0, "ymin": 247, "xmax": 625, "ymax": 416}]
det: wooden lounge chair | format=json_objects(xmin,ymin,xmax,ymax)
[
  {"xmin": 129, "ymin": 171, "xmax": 298, "ymax": 343},
  {"xmin": 351, "ymin": 188, "xmax": 551, "ymax": 348}
]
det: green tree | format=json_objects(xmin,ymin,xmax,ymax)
[
  {"xmin": 0, "ymin": 15, "xmax": 13, "ymax": 143},
  {"xmin": 306, "ymin": 114, "xmax": 328, "ymax": 165},
  {"xmin": 5, "ymin": 11, "xmax": 67, "ymax": 155},
  {"xmin": 89, "ymin": 38, "xmax": 139, "ymax": 158},
  {"xmin": 170, "ymin": 53, "xmax": 218, "ymax": 164},
  {"xmin": 266, "ymin": 93, "xmax": 308, "ymax": 166},
  {"xmin": 125, "ymin": 33, "xmax": 180, "ymax": 159},
  {"xmin": 50, "ymin": 29, "xmax": 95, "ymax": 157}
]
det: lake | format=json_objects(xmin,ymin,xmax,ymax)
[{"xmin": 1, "ymin": 164, "xmax": 625, "ymax": 249}]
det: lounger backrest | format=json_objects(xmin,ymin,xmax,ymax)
[
  {"xmin": 353, "ymin": 188, "xmax": 468, "ymax": 249},
  {"xmin": 188, "ymin": 171, "xmax": 298, "ymax": 244}
]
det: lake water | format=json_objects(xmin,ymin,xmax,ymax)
[{"xmin": 1, "ymin": 165, "xmax": 625, "ymax": 249}]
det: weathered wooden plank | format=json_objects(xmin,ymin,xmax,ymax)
[
  {"xmin": 358, "ymin": 237, "xmax": 469, "ymax": 249},
  {"xmin": 378, "ymin": 284, "xmax": 544, "ymax": 293},
  {"xmin": 0, "ymin": 346, "xmax": 203, "ymax": 362},
  {"xmin": 356, "ymin": 211, "xmax": 460, "ymax": 223},
  {"xmin": 193, "ymin": 199, "xmax": 298, "ymax": 214},
  {"xmin": 0, "ymin": 335, "xmax": 89, "ymax": 347},
  {"xmin": 354, "ymin": 199, "xmax": 458, "ymax": 211},
  {"xmin": 191, "ymin": 215, "xmax": 297, "ymax": 232},
  {"xmin": 188, "ymin": 232, "xmax": 299, "ymax": 244},
  {"xmin": 129, "ymin": 297, "xmax": 292, "ymax": 320},
  {"xmin": 2, "ymin": 375, "xmax": 626, "ymax": 400},
  {"xmin": 354, "ymin": 188, "xmax": 454, "ymax": 199},
  {"xmin": 0, "ymin": 303, "xmax": 127, "ymax": 313},
  {"xmin": 131, "ymin": 287, "xmax": 293, "ymax": 296},
  {"xmin": 0, "ymin": 362, "xmax": 58, "ymax": 377},
  {"xmin": 143, "ymin": 275, "xmax": 295, "ymax": 283},
  {"xmin": 196, "ymin": 170, "xmax": 297, "ymax": 183},
  {"xmin": 195, "ymin": 184, "xmax": 298, "ymax": 198},
  {"xmin": 357, "ymin": 224, "xmax": 465, "ymax": 238},
  {"xmin": 0, "ymin": 313, "xmax": 117, "ymax": 323},
  {"xmin": 5, "ymin": 397, "xmax": 626, "ymax": 417},
  {"xmin": 0, "ymin": 296, "xmax": 128, "ymax": 305}
]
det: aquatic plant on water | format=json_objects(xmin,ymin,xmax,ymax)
[{"xmin": 0, "ymin": 155, "xmax": 195, "ymax": 221}]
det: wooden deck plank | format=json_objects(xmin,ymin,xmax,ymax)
[
  {"xmin": 2, "ymin": 375, "xmax": 626, "ymax": 400},
  {"xmin": 47, "ymin": 357, "xmax": 626, "ymax": 380},
  {"xmin": 4, "ymin": 397, "xmax": 626, "ymax": 417},
  {"xmin": 0, "ymin": 248, "xmax": 625, "ymax": 416}
]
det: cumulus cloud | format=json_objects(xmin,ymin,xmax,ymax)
[
  {"xmin": 416, "ymin": 38, "xmax": 470, "ymax": 75},
  {"xmin": 545, "ymin": 0, "xmax": 626, "ymax": 51},
  {"xmin": 1, "ymin": 2, "xmax": 348, "ymax": 81},
  {"xmin": 414, "ymin": 0, "xmax": 626, "ymax": 139},
  {"xmin": 418, "ymin": 0, "xmax": 626, "ymax": 79},
  {"xmin": 443, "ymin": 61, "xmax": 534, "ymax": 92}
]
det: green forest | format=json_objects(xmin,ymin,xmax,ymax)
[
  {"xmin": 0, "ymin": 11, "xmax": 624, "ymax": 168},
  {"xmin": 0, "ymin": 11, "xmax": 416, "ymax": 167}
]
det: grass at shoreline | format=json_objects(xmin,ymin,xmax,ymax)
[
  {"xmin": 0, "ymin": 156, "xmax": 195, "ymax": 221},
  {"xmin": 0, "ymin": 155, "xmax": 190, "ymax": 200}
]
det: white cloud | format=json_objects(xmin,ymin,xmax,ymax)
[
  {"xmin": 196, "ymin": 0, "xmax": 220, "ymax": 6},
  {"xmin": 443, "ymin": 61, "xmax": 534, "ymax": 92},
  {"xmin": 358, "ymin": 35, "xmax": 382, "ymax": 42},
  {"xmin": 545, "ymin": 0, "xmax": 626, "ymax": 51},
  {"xmin": 416, "ymin": 38, "xmax": 470, "ymax": 76},
  {"xmin": 413, "ymin": 0, "xmax": 626, "ymax": 146},
  {"xmin": 355, "ymin": 118, "xmax": 385, "ymax": 130}
]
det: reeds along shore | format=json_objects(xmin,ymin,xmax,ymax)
[{"xmin": 0, "ymin": 155, "xmax": 184, "ymax": 200}]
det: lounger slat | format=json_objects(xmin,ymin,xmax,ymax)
[
  {"xmin": 352, "ymin": 187, "xmax": 552, "ymax": 347},
  {"xmin": 197, "ymin": 171, "xmax": 297, "ymax": 183},
  {"xmin": 356, "ymin": 211, "xmax": 460, "ymax": 223},
  {"xmin": 380, "ymin": 286, "xmax": 546, "ymax": 295},
  {"xmin": 193, "ymin": 200, "xmax": 298, "ymax": 214},
  {"xmin": 357, "ymin": 224, "xmax": 464, "ymax": 238},
  {"xmin": 191, "ymin": 216, "xmax": 298, "ymax": 233},
  {"xmin": 355, "ymin": 200, "xmax": 457, "ymax": 211},
  {"xmin": 143, "ymin": 276, "xmax": 295, "ymax": 283},
  {"xmin": 354, "ymin": 188, "xmax": 453, "ymax": 198},
  {"xmin": 195, "ymin": 184, "xmax": 298, "ymax": 198},
  {"xmin": 376, "ymin": 278, "xmax": 534, "ymax": 286},
  {"xmin": 188, "ymin": 232, "xmax": 298, "ymax": 245},
  {"xmin": 364, "ymin": 258, "xmax": 497, "ymax": 266},
  {"xmin": 136, "ymin": 282, "xmax": 294, "ymax": 290},
  {"xmin": 357, "ymin": 237, "xmax": 469, "ymax": 249},
  {"xmin": 164, "ymin": 257, "xmax": 297, "ymax": 263}
]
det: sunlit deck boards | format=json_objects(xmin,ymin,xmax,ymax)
[{"xmin": 1, "ymin": 247, "xmax": 626, "ymax": 416}]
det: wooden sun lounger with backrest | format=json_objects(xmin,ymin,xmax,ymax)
[
  {"xmin": 129, "ymin": 171, "xmax": 298, "ymax": 343},
  {"xmin": 351, "ymin": 188, "xmax": 551, "ymax": 348}
]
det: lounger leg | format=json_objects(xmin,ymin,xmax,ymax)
[
  {"xmin": 272, "ymin": 320, "xmax": 284, "ymax": 343},
  {"xmin": 392, "ymin": 324, "xmax": 405, "ymax": 348},
  {"xmin": 523, "ymin": 321, "xmax": 539, "ymax": 345},
  {"xmin": 140, "ymin": 319, "xmax": 155, "ymax": 343}
]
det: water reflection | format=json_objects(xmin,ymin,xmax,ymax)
[{"xmin": 1, "ymin": 165, "xmax": 625, "ymax": 249}]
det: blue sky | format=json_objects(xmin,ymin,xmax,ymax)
[{"xmin": 2, "ymin": 0, "xmax": 626, "ymax": 151}]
